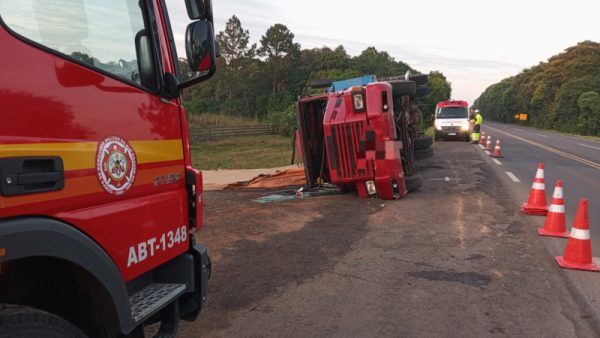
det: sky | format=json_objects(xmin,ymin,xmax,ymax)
[{"xmin": 196, "ymin": 0, "xmax": 599, "ymax": 104}]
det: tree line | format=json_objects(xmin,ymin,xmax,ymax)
[
  {"xmin": 474, "ymin": 41, "xmax": 600, "ymax": 136},
  {"xmin": 182, "ymin": 15, "xmax": 452, "ymax": 134}
]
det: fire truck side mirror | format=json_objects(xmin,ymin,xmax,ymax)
[
  {"xmin": 179, "ymin": 20, "xmax": 217, "ymax": 89},
  {"xmin": 184, "ymin": 0, "xmax": 213, "ymax": 21}
]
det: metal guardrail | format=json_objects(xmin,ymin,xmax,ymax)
[{"xmin": 189, "ymin": 125, "xmax": 275, "ymax": 142}]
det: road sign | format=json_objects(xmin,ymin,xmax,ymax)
[{"xmin": 514, "ymin": 113, "xmax": 528, "ymax": 121}]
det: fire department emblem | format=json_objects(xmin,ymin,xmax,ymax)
[{"xmin": 96, "ymin": 136, "xmax": 137, "ymax": 195}]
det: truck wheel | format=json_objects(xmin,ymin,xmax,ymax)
[
  {"xmin": 415, "ymin": 147, "xmax": 434, "ymax": 160},
  {"xmin": 0, "ymin": 304, "xmax": 86, "ymax": 338},
  {"xmin": 389, "ymin": 80, "xmax": 416, "ymax": 96},
  {"xmin": 414, "ymin": 135, "xmax": 433, "ymax": 150},
  {"xmin": 408, "ymin": 74, "xmax": 428, "ymax": 86},
  {"xmin": 405, "ymin": 174, "xmax": 423, "ymax": 191},
  {"xmin": 413, "ymin": 86, "xmax": 429, "ymax": 98}
]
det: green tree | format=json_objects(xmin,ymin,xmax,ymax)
[
  {"xmin": 577, "ymin": 91, "xmax": 600, "ymax": 135},
  {"xmin": 351, "ymin": 47, "xmax": 413, "ymax": 77},
  {"xmin": 260, "ymin": 24, "xmax": 301, "ymax": 95},
  {"xmin": 416, "ymin": 71, "xmax": 451, "ymax": 126}
]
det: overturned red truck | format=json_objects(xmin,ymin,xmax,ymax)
[{"xmin": 296, "ymin": 74, "xmax": 433, "ymax": 200}]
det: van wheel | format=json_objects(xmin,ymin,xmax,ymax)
[{"xmin": 0, "ymin": 304, "xmax": 86, "ymax": 338}]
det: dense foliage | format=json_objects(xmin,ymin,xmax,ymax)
[
  {"xmin": 474, "ymin": 41, "xmax": 600, "ymax": 135},
  {"xmin": 183, "ymin": 15, "xmax": 452, "ymax": 134}
]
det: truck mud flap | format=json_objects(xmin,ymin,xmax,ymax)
[{"xmin": 179, "ymin": 244, "xmax": 211, "ymax": 321}]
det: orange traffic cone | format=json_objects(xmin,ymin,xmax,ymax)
[
  {"xmin": 485, "ymin": 135, "xmax": 492, "ymax": 151},
  {"xmin": 490, "ymin": 139, "xmax": 503, "ymax": 158},
  {"xmin": 521, "ymin": 163, "xmax": 548, "ymax": 215},
  {"xmin": 479, "ymin": 131, "xmax": 486, "ymax": 145},
  {"xmin": 556, "ymin": 198, "xmax": 600, "ymax": 272},
  {"xmin": 538, "ymin": 180, "xmax": 569, "ymax": 237}
]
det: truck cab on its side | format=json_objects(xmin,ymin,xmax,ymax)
[
  {"xmin": 296, "ymin": 74, "xmax": 431, "ymax": 200},
  {"xmin": 433, "ymin": 100, "xmax": 471, "ymax": 142},
  {"xmin": 0, "ymin": 0, "xmax": 217, "ymax": 336}
]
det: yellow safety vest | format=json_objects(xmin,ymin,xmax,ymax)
[{"xmin": 475, "ymin": 114, "xmax": 483, "ymax": 125}]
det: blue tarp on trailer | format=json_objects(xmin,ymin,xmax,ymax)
[{"xmin": 328, "ymin": 75, "xmax": 376, "ymax": 93}]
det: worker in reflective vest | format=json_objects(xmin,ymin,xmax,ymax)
[{"xmin": 470, "ymin": 110, "xmax": 483, "ymax": 143}]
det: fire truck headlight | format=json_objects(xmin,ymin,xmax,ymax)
[
  {"xmin": 365, "ymin": 180, "xmax": 377, "ymax": 195},
  {"xmin": 353, "ymin": 92, "xmax": 366, "ymax": 111}
]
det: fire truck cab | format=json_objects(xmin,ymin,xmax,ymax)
[{"xmin": 0, "ymin": 0, "xmax": 217, "ymax": 336}]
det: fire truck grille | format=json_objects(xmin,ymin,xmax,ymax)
[{"xmin": 328, "ymin": 121, "xmax": 372, "ymax": 179}]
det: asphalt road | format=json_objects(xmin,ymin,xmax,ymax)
[
  {"xmin": 170, "ymin": 140, "xmax": 597, "ymax": 337},
  {"xmin": 477, "ymin": 121, "xmax": 600, "ymax": 325}
]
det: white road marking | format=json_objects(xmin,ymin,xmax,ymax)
[
  {"xmin": 505, "ymin": 171, "xmax": 521, "ymax": 183},
  {"xmin": 492, "ymin": 158, "xmax": 502, "ymax": 165},
  {"xmin": 578, "ymin": 143, "xmax": 600, "ymax": 151},
  {"xmin": 484, "ymin": 150, "xmax": 491, "ymax": 155},
  {"xmin": 537, "ymin": 133, "xmax": 549, "ymax": 138},
  {"xmin": 478, "ymin": 144, "xmax": 485, "ymax": 149}
]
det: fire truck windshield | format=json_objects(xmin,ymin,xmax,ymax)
[{"xmin": 0, "ymin": 0, "xmax": 153, "ymax": 89}]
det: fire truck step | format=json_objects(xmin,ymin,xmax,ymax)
[{"xmin": 129, "ymin": 283, "xmax": 186, "ymax": 323}]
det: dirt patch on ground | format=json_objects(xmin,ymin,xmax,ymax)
[{"xmin": 187, "ymin": 188, "xmax": 380, "ymax": 333}]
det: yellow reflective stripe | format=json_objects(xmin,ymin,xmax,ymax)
[
  {"xmin": 0, "ymin": 142, "xmax": 96, "ymax": 171},
  {"xmin": 0, "ymin": 140, "xmax": 183, "ymax": 171},
  {"xmin": 130, "ymin": 140, "xmax": 184, "ymax": 164}
]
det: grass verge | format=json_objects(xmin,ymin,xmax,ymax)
[{"xmin": 191, "ymin": 134, "xmax": 293, "ymax": 170}]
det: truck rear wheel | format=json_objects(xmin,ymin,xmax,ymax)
[
  {"xmin": 389, "ymin": 80, "xmax": 416, "ymax": 96},
  {"xmin": 405, "ymin": 174, "xmax": 423, "ymax": 191},
  {"xmin": 408, "ymin": 74, "xmax": 428, "ymax": 86},
  {"xmin": 0, "ymin": 304, "xmax": 85, "ymax": 338},
  {"xmin": 415, "ymin": 147, "xmax": 434, "ymax": 160},
  {"xmin": 413, "ymin": 86, "xmax": 429, "ymax": 98},
  {"xmin": 414, "ymin": 135, "xmax": 433, "ymax": 150}
]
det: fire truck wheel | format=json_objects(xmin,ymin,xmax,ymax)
[
  {"xmin": 409, "ymin": 74, "xmax": 428, "ymax": 86},
  {"xmin": 405, "ymin": 174, "xmax": 423, "ymax": 191},
  {"xmin": 414, "ymin": 135, "xmax": 433, "ymax": 150},
  {"xmin": 389, "ymin": 80, "xmax": 416, "ymax": 96},
  {"xmin": 0, "ymin": 304, "xmax": 86, "ymax": 338},
  {"xmin": 415, "ymin": 146, "xmax": 434, "ymax": 160},
  {"xmin": 413, "ymin": 86, "xmax": 429, "ymax": 98}
]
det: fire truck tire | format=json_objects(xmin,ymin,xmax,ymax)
[
  {"xmin": 389, "ymin": 80, "xmax": 416, "ymax": 96},
  {"xmin": 405, "ymin": 174, "xmax": 423, "ymax": 191},
  {"xmin": 409, "ymin": 74, "xmax": 428, "ymax": 86},
  {"xmin": 414, "ymin": 135, "xmax": 433, "ymax": 150},
  {"xmin": 415, "ymin": 146, "xmax": 434, "ymax": 160},
  {"xmin": 0, "ymin": 304, "xmax": 86, "ymax": 338},
  {"xmin": 413, "ymin": 86, "xmax": 429, "ymax": 98}
]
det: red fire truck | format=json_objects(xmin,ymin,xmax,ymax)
[
  {"xmin": 0, "ymin": 0, "xmax": 216, "ymax": 336},
  {"xmin": 296, "ymin": 74, "xmax": 432, "ymax": 200}
]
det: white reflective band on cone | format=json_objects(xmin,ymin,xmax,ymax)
[
  {"xmin": 549, "ymin": 204, "xmax": 565, "ymax": 213},
  {"xmin": 570, "ymin": 228, "xmax": 591, "ymax": 240},
  {"xmin": 535, "ymin": 169, "xmax": 544, "ymax": 179},
  {"xmin": 532, "ymin": 182, "xmax": 545, "ymax": 190},
  {"xmin": 553, "ymin": 188, "xmax": 564, "ymax": 199}
]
